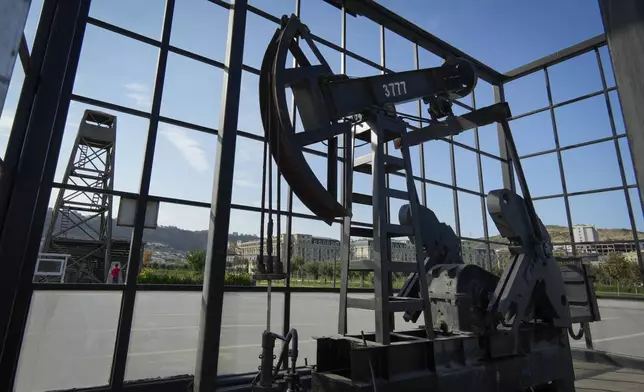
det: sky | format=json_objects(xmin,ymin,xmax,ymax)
[{"xmin": 0, "ymin": 0, "xmax": 642, "ymax": 243}]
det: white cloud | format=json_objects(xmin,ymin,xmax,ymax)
[
  {"xmin": 160, "ymin": 125, "xmax": 210, "ymax": 173},
  {"xmin": 124, "ymin": 83, "xmax": 152, "ymax": 109}
]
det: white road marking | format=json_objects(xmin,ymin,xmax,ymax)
[{"xmin": 592, "ymin": 331, "xmax": 644, "ymax": 343}]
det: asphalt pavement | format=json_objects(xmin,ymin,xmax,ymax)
[{"xmin": 13, "ymin": 292, "xmax": 644, "ymax": 392}]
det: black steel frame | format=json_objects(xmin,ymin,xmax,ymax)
[{"xmin": 0, "ymin": 0, "xmax": 642, "ymax": 391}]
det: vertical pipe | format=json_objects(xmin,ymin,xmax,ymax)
[
  {"xmin": 281, "ymin": 0, "xmax": 300, "ymax": 363},
  {"xmin": 544, "ymin": 68, "xmax": 576, "ymax": 255},
  {"xmin": 194, "ymin": 1, "xmax": 247, "ymax": 389},
  {"xmin": 472, "ymin": 92, "xmax": 491, "ymax": 270},
  {"xmin": 110, "ymin": 0, "xmax": 175, "ymax": 388},
  {"xmin": 414, "ymin": 43, "xmax": 427, "ymax": 207},
  {"xmin": 337, "ymin": 3, "xmax": 351, "ymax": 335},
  {"xmin": 0, "ymin": 1, "xmax": 89, "ymax": 388},
  {"xmin": 595, "ymin": 47, "xmax": 642, "ymax": 272}
]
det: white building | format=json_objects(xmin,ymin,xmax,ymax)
[
  {"xmin": 350, "ymin": 239, "xmax": 415, "ymax": 262},
  {"xmin": 573, "ymin": 224, "xmax": 600, "ymax": 243}
]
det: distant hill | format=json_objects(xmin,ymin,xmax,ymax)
[
  {"xmin": 488, "ymin": 224, "xmax": 644, "ymax": 244},
  {"xmin": 41, "ymin": 209, "xmax": 258, "ymax": 252}
]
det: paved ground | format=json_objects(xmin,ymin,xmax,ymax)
[{"xmin": 13, "ymin": 293, "xmax": 644, "ymax": 392}]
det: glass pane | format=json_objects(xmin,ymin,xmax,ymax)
[
  {"xmin": 562, "ymin": 141, "xmax": 622, "ymax": 193},
  {"xmin": 455, "ymin": 146, "xmax": 479, "ymax": 192},
  {"xmin": 629, "ymin": 188, "xmax": 644, "ymax": 233},
  {"xmin": 161, "ymin": 53, "xmax": 223, "ymax": 129},
  {"xmin": 619, "ymin": 137, "xmax": 636, "ymax": 186},
  {"xmin": 125, "ymin": 291, "xmax": 201, "ymax": 381},
  {"xmin": 89, "ymin": 0, "xmax": 165, "ymax": 40},
  {"xmin": 219, "ymin": 292, "xmax": 284, "ymax": 375},
  {"xmin": 15, "ymin": 291, "xmax": 121, "ymax": 391},
  {"xmin": 171, "ymin": 0, "xmax": 229, "ymax": 62},
  {"xmin": 458, "ymin": 192, "xmax": 484, "ymax": 239},
  {"xmin": 300, "ymin": 0, "xmax": 341, "ymax": 46},
  {"xmin": 385, "ymin": 29, "xmax": 414, "ymax": 73},
  {"xmin": 474, "ymin": 80, "xmax": 496, "ymax": 110},
  {"xmin": 427, "ymin": 184, "xmax": 455, "ymax": 231},
  {"xmin": 150, "ymin": 125, "xmax": 217, "ymax": 203},
  {"xmin": 609, "ymin": 90, "xmax": 625, "ymax": 134},
  {"xmin": 0, "ymin": 62, "xmax": 25, "ymax": 158},
  {"xmin": 249, "ymin": 0, "xmax": 294, "ymax": 18},
  {"xmin": 424, "ymin": 140, "xmax": 452, "ymax": 186},
  {"xmin": 243, "ymin": 11, "xmax": 280, "ymax": 70},
  {"xmin": 140, "ymin": 203, "xmax": 210, "ymax": 285},
  {"xmin": 599, "ymin": 45, "xmax": 616, "ymax": 88},
  {"xmin": 346, "ymin": 13, "xmax": 380, "ymax": 64},
  {"xmin": 554, "ymin": 95, "xmax": 612, "ymax": 147},
  {"xmin": 477, "ymin": 124, "xmax": 500, "ymax": 157},
  {"xmin": 510, "ymin": 111, "xmax": 555, "ymax": 157},
  {"xmin": 481, "ymin": 156, "xmax": 504, "ymax": 194},
  {"xmin": 503, "ymin": 71, "xmax": 548, "ymax": 116},
  {"xmin": 548, "ymin": 51, "xmax": 602, "ymax": 103},
  {"xmin": 533, "ymin": 197, "xmax": 571, "ymax": 243},
  {"xmin": 232, "ymin": 136, "xmax": 264, "ymax": 208},
  {"xmin": 73, "ymin": 26, "xmax": 159, "ymax": 112},
  {"xmin": 569, "ymin": 190, "xmax": 633, "ymax": 241},
  {"xmin": 521, "ymin": 153, "xmax": 563, "ymax": 197}
]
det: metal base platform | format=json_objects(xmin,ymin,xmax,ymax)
[{"xmin": 312, "ymin": 324, "xmax": 576, "ymax": 392}]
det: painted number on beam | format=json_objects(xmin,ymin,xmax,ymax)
[{"xmin": 383, "ymin": 81, "xmax": 407, "ymax": 98}]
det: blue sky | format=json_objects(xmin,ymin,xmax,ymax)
[{"xmin": 0, "ymin": 0, "xmax": 641, "ymax": 243}]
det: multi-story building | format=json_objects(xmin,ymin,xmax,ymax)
[
  {"xmin": 573, "ymin": 224, "xmax": 600, "ymax": 243},
  {"xmin": 237, "ymin": 234, "xmax": 341, "ymax": 274},
  {"xmin": 350, "ymin": 239, "xmax": 415, "ymax": 262}
]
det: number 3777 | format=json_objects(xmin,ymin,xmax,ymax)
[{"xmin": 382, "ymin": 81, "xmax": 407, "ymax": 98}]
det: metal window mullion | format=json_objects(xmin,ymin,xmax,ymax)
[
  {"xmin": 194, "ymin": 0, "xmax": 247, "ymax": 388},
  {"xmin": 414, "ymin": 43, "xmax": 427, "ymax": 207},
  {"xmin": 109, "ymin": 0, "xmax": 175, "ymax": 388},
  {"xmin": 594, "ymin": 47, "xmax": 643, "ymax": 274},
  {"xmin": 544, "ymin": 68, "xmax": 576, "ymax": 254},
  {"xmin": 281, "ymin": 0, "xmax": 301, "ymax": 360},
  {"xmin": 472, "ymin": 92, "xmax": 491, "ymax": 270}
]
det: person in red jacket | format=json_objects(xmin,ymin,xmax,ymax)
[{"xmin": 111, "ymin": 263, "xmax": 121, "ymax": 284}]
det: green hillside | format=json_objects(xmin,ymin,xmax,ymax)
[{"xmin": 488, "ymin": 225, "xmax": 644, "ymax": 244}]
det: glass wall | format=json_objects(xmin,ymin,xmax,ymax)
[{"xmin": 1, "ymin": 0, "xmax": 642, "ymax": 391}]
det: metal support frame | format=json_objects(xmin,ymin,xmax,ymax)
[
  {"xmin": 0, "ymin": 0, "xmax": 642, "ymax": 390},
  {"xmin": 109, "ymin": 0, "xmax": 175, "ymax": 388},
  {"xmin": 194, "ymin": 1, "xmax": 247, "ymax": 390},
  {"xmin": 0, "ymin": 1, "xmax": 89, "ymax": 389},
  {"xmin": 599, "ymin": 0, "xmax": 644, "ymax": 277}
]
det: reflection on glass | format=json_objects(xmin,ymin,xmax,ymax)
[
  {"xmin": 125, "ymin": 292, "xmax": 200, "ymax": 381},
  {"xmin": 15, "ymin": 291, "xmax": 121, "ymax": 391},
  {"xmin": 219, "ymin": 292, "xmax": 284, "ymax": 375}
]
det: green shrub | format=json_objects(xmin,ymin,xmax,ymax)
[{"xmin": 137, "ymin": 268, "xmax": 251, "ymax": 286}]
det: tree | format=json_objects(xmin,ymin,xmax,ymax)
[
  {"xmin": 143, "ymin": 250, "xmax": 153, "ymax": 267},
  {"xmin": 600, "ymin": 253, "xmax": 639, "ymax": 288},
  {"xmin": 186, "ymin": 249, "xmax": 207, "ymax": 272},
  {"xmin": 320, "ymin": 261, "xmax": 334, "ymax": 283},
  {"xmin": 291, "ymin": 256, "xmax": 306, "ymax": 280},
  {"xmin": 304, "ymin": 260, "xmax": 321, "ymax": 281}
]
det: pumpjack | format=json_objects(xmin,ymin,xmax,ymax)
[{"xmin": 252, "ymin": 14, "xmax": 600, "ymax": 392}]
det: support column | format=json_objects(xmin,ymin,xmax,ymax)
[
  {"xmin": 599, "ymin": 0, "xmax": 644, "ymax": 277},
  {"xmin": 194, "ymin": 0, "xmax": 247, "ymax": 390}
]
